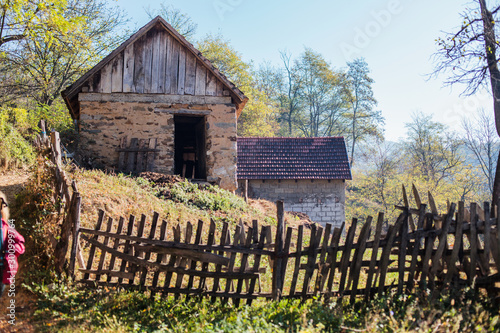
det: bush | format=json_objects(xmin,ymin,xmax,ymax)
[{"xmin": 0, "ymin": 107, "xmax": 36, "ymax": 168}]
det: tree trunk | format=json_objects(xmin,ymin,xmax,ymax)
[{"xmin": 479, "ymin": 0, "xmax": 500, "ymax": 204}]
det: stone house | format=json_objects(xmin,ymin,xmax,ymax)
[
  {"xmin": 237, "ymin": 137, "xmax": 352, "ymax": 228},
  {"xmin": 61, "ymin": 17, "xmax": 248, "ymax": 191}
]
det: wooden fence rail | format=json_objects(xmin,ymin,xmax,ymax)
[{"xmin": 72, "ymin": 192, "xmax": 500, "ymax": 304}]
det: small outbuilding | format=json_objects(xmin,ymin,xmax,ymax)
[
  {"xmin": 237, "ymin": 137, "xmax": 352, "ymax": 228},
  {"xmin": 62, "ymin": 17, "xmax": 248, "ymax": 191}
]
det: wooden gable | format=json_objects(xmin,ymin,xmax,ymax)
[{"xmin": 62, "ymin": 17, "xmax": 247, "ymax": 120}]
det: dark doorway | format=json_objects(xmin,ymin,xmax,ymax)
[{"xmin": 174, "ymin": 115, "xmax": 207, "ymax": 179}]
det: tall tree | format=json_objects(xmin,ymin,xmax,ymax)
[
  {"xmin": 1, "ymin": 0, "xmax": 128, "ymax": 106},
  {"xmin": 345, "ymin": 58, "xmax": 383, "ymax": 165},
  {"xmin": 462, "ymin": 108, "xmax": 500, "ymax": 193},
  {"xmin": 433, "ymin": 0, "xmax": 500, "ymax": 203},
  {"xmin": 404, "ymin": 112, "xmax": 463, "ymax": 186},
  {"xmin": 144, "ymin": 3, "xmax": 197, "ymax": 41}
]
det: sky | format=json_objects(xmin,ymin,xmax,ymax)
[{"xmin": 117, "ymin": 0, "xmax": 491, "ymax": 141}]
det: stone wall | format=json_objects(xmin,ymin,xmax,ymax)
[
  {"xmin": 240, "ymin": 179, "xmax": 346, "ymax": 228},
  {"xmin": 78, "ymin": 93, "xmax": 238, "ymax": 191}
]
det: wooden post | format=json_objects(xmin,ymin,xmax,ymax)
[
  {"xmin": 69, "ymin": 191, "xmax": 82, "ymax": 279},
  {"xmin": 244, "ymin": 179, "xmax": 248, "ymax": 203},
  {"xmin": 272, "ymin": 200, "xmax": 285, "ymax": 301},
  {"xmin": 50, "ymin": 131, "xmax": 62, "ymax": 166}
]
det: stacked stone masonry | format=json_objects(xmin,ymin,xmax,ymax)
[{"xmin": 78, "ymin": 94, "xmax": 238, "ymax": 191}]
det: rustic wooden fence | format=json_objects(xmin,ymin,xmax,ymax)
[
  {"xmin": 34, "ymin": 123, "xmax": 83, "ymax": 274},
  {"xmin": 71, "ymin": 190, "xmax": 500, "ymax": 304}
]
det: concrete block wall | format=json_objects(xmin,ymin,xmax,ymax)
[{"xmin": 240, "ymin": 179, "xmax": 346, "ymax": 228}]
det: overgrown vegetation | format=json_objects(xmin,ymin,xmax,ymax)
[{"xmin": 23, "ymin": 281, "xmax": 500, "ymax": 332}]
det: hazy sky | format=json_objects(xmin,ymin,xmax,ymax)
[{"xmin": 118, "ymin": 0, "xmax": 491, "ymax": 141}]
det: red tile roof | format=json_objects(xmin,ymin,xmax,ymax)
[{"xmin": 237, "ymin": 137, "xmax": 352, "ymax": 180}]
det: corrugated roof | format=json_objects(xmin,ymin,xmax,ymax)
[{"xmin": 237, "ymin": 137, "xmax": 352, "ymax": 180}]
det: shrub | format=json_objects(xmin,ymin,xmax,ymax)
[{"xmin": 0, "ymin": 108, "xmax": 36, "ymax": 168}]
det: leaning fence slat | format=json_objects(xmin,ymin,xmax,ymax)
[
  {"xmin": 247, "ymin": 226, "xmax": 267, "ymax": 305},
  {"xmin": 234, "ymin": 229, "xmax": 254, "ymax": 306},
  {"xmin": 128, "ymin": 214, "xmax": 147, "ymax": 286},
  {"xmin": 151, "ymin": 220, "xmax": 168, "ymax": 298},
  {"xmin": 174, "ymin": 222, "xmax": 193, "ymax": 299},
  {"xmin": 95, "ymin": 217, "xmax": 114, "ymax": 282},
  {"xmin": 272, "ymin": 200, "xmax": 286, "ymax": 301},
  {"xmin": 407, "ymin": 205, "xmax": 426, "ymax": 292},
  {"xmin": 118, "ymin": 215, "xmax": 136, "ymax": 284},
  {"xmin": 365, "ymin": 213, "xmax": 384, "ymax": 300},
  {"xmin": 139, "ymin": 212, "xmax": 159, "ymax": 288},
  {"xmin": 445, "ymin": 202, "xmax": 464, "ymax": 284},
  {"xmin": 338, "ymin": 219, "xmax": 358, "ymax": 297},
  {"xmin": 470, "ymin": 203, "xmax": 478, "ymax": 284},
  {"xmin": 398, "ymin": 209, "xmax": 409, "ymax": 294},
  {"xmin": 69, "ymin": 191, "xmax": 82, "ymax": 278},
  {"xmin": 429, "ymin": 204, "xmax": 456, "ymax": 290},
  {"xmin": 186, "ymin": 220, "xmax": 204, "ymax": 296},
  {"xmin": 483, "ymin": 202, "xmax": 492, "ymax": 276},
  {"xmin": 350, "ymin": 217, "xmax": 372, "ymax": 303},
  {"xmin": 223, "ymin": 225, "xmax": 241, "ymax": 304},
  {"xmin": 314, "ymin": 223, "xmax": 332, "ymax": 294},
  {"xmin": 420, "ymin": 215, "xmax": 435, "ymax": 289},
  {"xmin": 199, "ymin": 220, "xmax": 216, "ymax": 290},
  {"xmin": 324, "ymin": 223, "xmax": 344, "ymax": 297},
  {"xmin": 289, "ymin": 225, "xmax": 303, "ymax": 297},
  {"xmin": 211, "ymin": 222, "xmax": 229, "ymax": 303},
  {"xmin": 106, "ymin": 217, "xmax": 125, "ymax": 283},
  {"xmin": 378, "ymin": 213, "xmax": 405, "ymax": 296},
  {"xmin": 83, "ymin": 210, "xmax": 105, "ymax": 281},
  {"xmin": 163, "ymin": 224, "xmax": 182, "ymax": 295},
  {"xmin": 302, "ymin": 225, "xmax": 323, "ymax": 300}
]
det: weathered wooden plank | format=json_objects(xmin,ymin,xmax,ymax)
[
  {"xmin": 163, "ymin": 224, "xmax": 182, "ymax": 295},
  {"xmin": 143, "ymin": 30, "xmax": 154, "ymax": 93},
  {"xmin": 412, "ymin": 184, "xmax": 421, "ymax": 209},
  {"xmin": 135, "ymin": 139, "xmax": 146, "ymax": 173},
  {"xmin": 186, "ymin": 220, "xmax": 204, "ymax": 296},
  {"xmin": 80, "ymin": 234, "xmax": 259, "ymax": 280},
  {"xmin": 483, "ymin": 202, "xmax": 492, "ymax": 276},
  {"xmin": 79, "ymin": 269, "xmax": 134, "ymax": 280},
  {"xmin": 234, "ymin": 228, "xmax": 254, "ymax": 307},
  {"xmin": 247, "ymin": 226, "xmax": 267, "ymax": 305},
  {"xmin": 111, "ymin": 53, "xmax": 124, "ymax": 93},
  {"xmin": 211, "ymin": 222, "xmax": 229, "ymax": 303},
  {"xmin": 95, "ymin": 217, "xmax": 114, "ymax": 282},
  {"xmin": 420, "ymin": 215, "xmax": 435, "ymax": 289},
  {"xmin": 169, "ymin": 39, "xmax": 180, "ymax": 94},
  {"xmin": 184, "ymin": 51, "xmax": 196, "ymax": 95},
  {"xmin": 164, "ymin": 35, "xmax": 172, "ymax": 93},
  {"xmin": 118, "ymin": 136, "xmax": 127, "ymax": 171},
  {"xmin": 402, "ymin": 185, "xmax": 409, "ymax": 207},
  {"xmin": 428, "ymin": 191, "xmax": 439, "ymax": 215},
  {"xmin": 216, "ymin": 80, "xmax": 223, "ymax": 96},
  {"xmin": 123, "ymin": 43, "xmax": 135, "ymax": 92},
  {"xmin": 178, "ymin": 47, "xmax": 186, "ymax": 95},
  {"xmin": 133, "ymin": 37, "xmax": 146, "ymax": 93},
  {"xmin": 206, "ymin": 71, "xmax": 217, "ymax": 96},
  {"xmin": 146, "ymin": 138, "xmax": 157, "ymax": 172},
  {"xmin": 365, "ymin": 213, "xmax": 384, "ymax": 301},
  {"xmin": 118, "ymin": 215, "xmax": 136, "ymax": 284},
  {"xmin": 252, "ymin": 220, "xmax": 259, "ymax": 243},
  {"xmin": 139, "ymin": 212, "xmax": 159, "ymax": 288},
  {"xmin": 397, "ymin": 210, "xmax": 409, "ymax": 294},
  {"xmin": 98, "ymin": 62, "xmax": 112, "ymax": 93},
  {"xmin": 338, "ymin": 219, "xmax": 357, "ymax": 296},
  {"xmin": 195, "ymin": 61, "xmax": 207, "ymax": 96},
  {"xmin": 429, "ymin": 204, "xmax": 456, "ymax": 290},
  {"xmin": 378, "ymin": 213, "xmax": 405, "ymax": 296},
  {"xmin": 324, "ymin": 223, "xmax": 344, "ymax": 296},
  {"xmin": 469, "ymin": 203, "xmax": 478, "ymax": 284},
  {"xmin": 302, "ymin": 225, "xmax": 323, "ymax": 300},
  {"xmin": 445, "ymin": 202, "xmax": 464, "ymax": 284},
  {"xmin": 128, "ymin": 214, "xmax": 147, "ymax": 286},
  {"xmin": 289, "ymin": 225, "xmax": 303, "ymax": 296},
  {"xmin": 223, "ymin": 225, "xmax": 241, "ymax": 304},
  {"xmin": 314, "ymin": 223, "xmax": 331, "ymax": 294},
  {"xmin": 152, "ymin": 29, "xmax": 166, "ymax": 93},
  {"xmin": 174, "ymin": 221, "xmax": 193, "ymax": 298},
  {"xmin": 199, "ymin": 220, "xmax": 217, "ymax": 290},
  {"xmin": 273, "ymin": 200, "xmax": 286, "ymax": 300},
  {"xmin": 83, "ymin": 210, "xmax": 105, "ymax": 281},
  {"xmin": 151, "ymin": 220, "xmax": 168, "ymax": 298},
  {"xmin": 125, "ymin": 138, "xmax": 138, "ymax": 173},
  {"xmin": 407, "ymin": 205, "xmax": 426, "ymax": 291},
  {"xmin": 350, "ymin": 217, "xmax": 372, "ymax": 303}
]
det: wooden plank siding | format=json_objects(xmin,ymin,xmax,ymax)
[{"xmin": 81, "ymin": 25, "xmax": 227, "ymax": 99}]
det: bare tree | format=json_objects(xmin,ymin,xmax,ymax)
[
  {"xmin": 462, "ymin": 108, "xmax": 499, "ymax": 193},
  {"xmin": 432, "ymin": 0, "xmax": 500, "ymax": 202},
  {"xmin": 145, "ymin": 3, "xmax": 197, "ymax": 41}
]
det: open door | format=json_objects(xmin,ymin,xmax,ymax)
[{"xmin": 174, "ymin": 115, "xmax": 207, "ymax": 179}]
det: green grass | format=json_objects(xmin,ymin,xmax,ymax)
[{"xmin": 25, "ymin": 281, "xmax": 500, "ymax": 332}]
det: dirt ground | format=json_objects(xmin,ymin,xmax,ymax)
[{"xmin": 0, "ymin": 169, "xmax": 36, "ymax": 332}]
